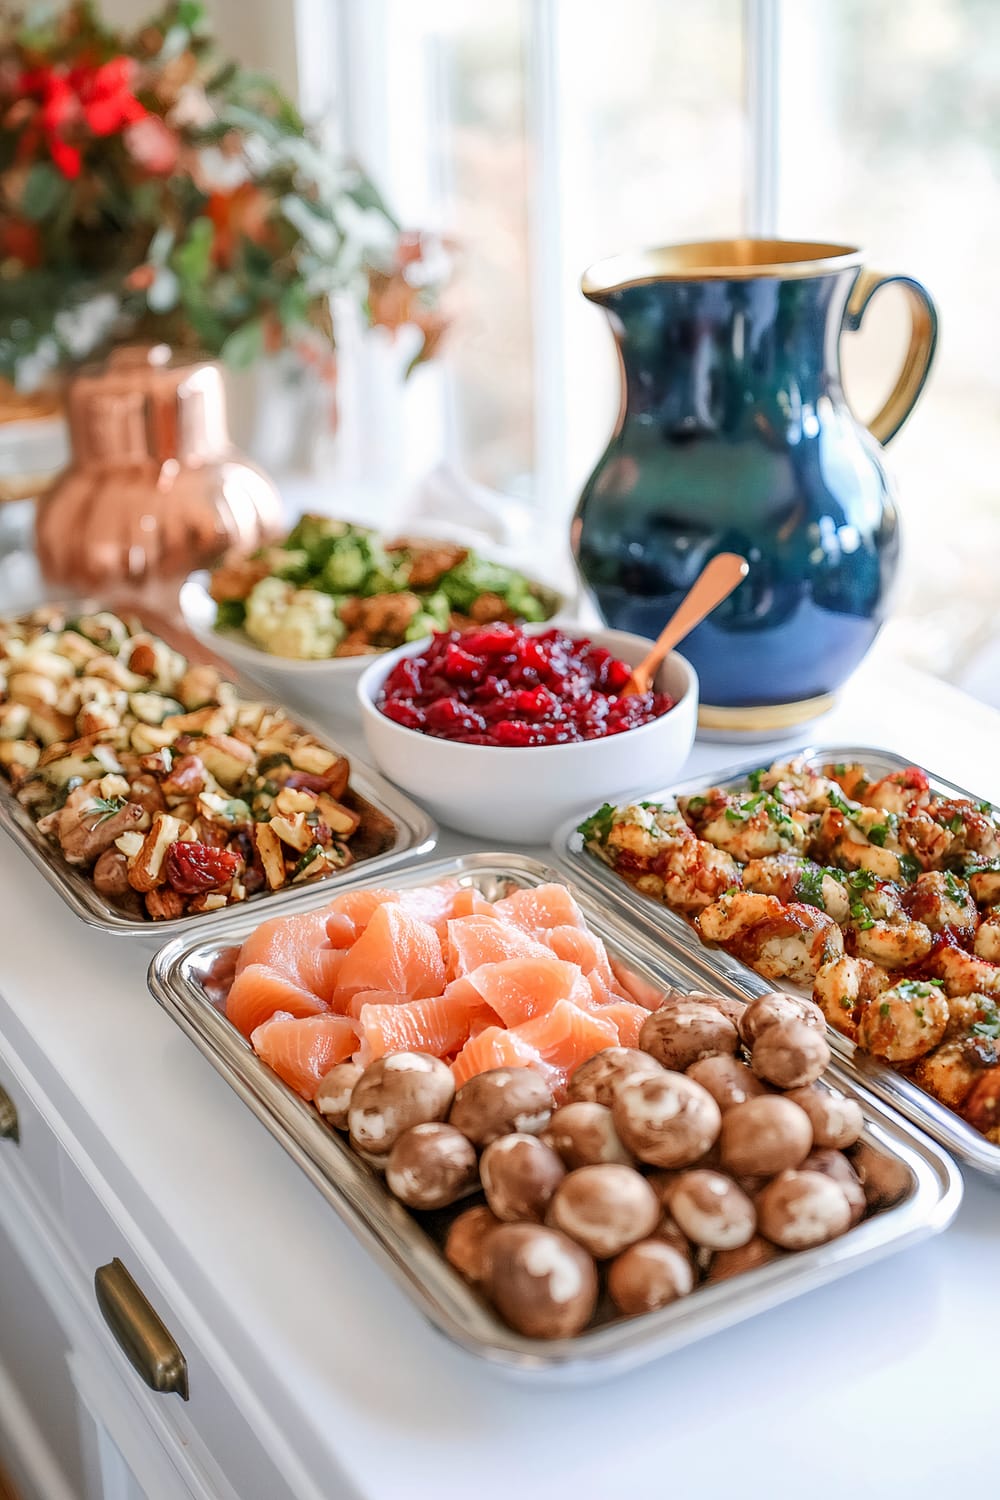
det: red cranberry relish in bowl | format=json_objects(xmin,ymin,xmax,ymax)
[
  {"xmin": 357, "ymin": 624, "xmax": 698, "ymax": 841},
  {"xmin": 377, "ymin": 624, "xmax": 675, "ymax": 746}
]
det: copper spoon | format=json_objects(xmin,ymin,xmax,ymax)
[{"xmin": 622, "ymin": 552, "xmax": 750, "ymax": 697}]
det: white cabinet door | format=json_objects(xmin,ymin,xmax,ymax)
[{"xmin": 0, "ymin": 1215, "xmax": 87, "ymax": 1500}]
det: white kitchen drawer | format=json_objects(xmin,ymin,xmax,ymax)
[
  {"xmin": 0, "ymin": 1048, "xmax": 63, "ymax": 1219},
  {"xmin": 58, "ymin": 1150, "xmax": 304, "ymax": 1500}
]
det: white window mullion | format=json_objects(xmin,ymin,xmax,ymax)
[
  {"xmin": 523, "ymin": 0, "xmax": 569, "ymax": 514},
  {"xmin": 743, "ymin": 0, "xmax": 782, "ymax": 235}
]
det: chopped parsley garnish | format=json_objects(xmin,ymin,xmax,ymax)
[
  {"xmin": 740, "ymin": 792, "xmax": 768, "ymax": 813},
  {"xmin": 948, "ymin": 812, "xmax": 965, "ymax": 834},
  {"xmin": 879, "ymin": 1001, "xmax": 891, "ymax": 1018},
  {"xmin": 686, "ymin": 795, "xmax": 707, "ymax": 812},
  {"xmin": 846, "ymin": 868, "xmax": 877, "ymax": 894},
  {"xmin": 724, "ymin": 807, "xmax": 744, "ymax": 824},
  {"xmin": 827, "ymin": 789, "xmax": 854, "ymax": 815},
  {"xmin": 578, "ymin": 803, "xmax": 616, "ymax": 846},
  {"xmin": 834, "ymin": 763, "xmax": 848, "ymax": 775},
  {"xmin": 894, "ymin": 980, "xmax": 934, "ymax": 1000},
  {"xmin": 849, "ymin": 899, "xmax": 875, "ymax": 931},
  {"xmin": 746, "ymin": 768, "xmax": 764, "ymax": 793},
  {"xmin": 840, "ymin": 995, "xmax": 854, "ymax": 1011},
  {"xmin": 795, "ymin": 864, "xmax": 827, "ymax": 910},
  {"xmin": 914, "ymin": 1007, "xmax": 925, "ymax": 1020},
  {"xmin": 979, "ymin": 801, "xmax": 994, "ymax": 816},
  {"xmin": 943, "ymin": 871, "xmax": 967, "ymax": 903},
  {"xmin": 898, "ymin": 854, "xmax": 922, "ymax": 884},
  {"xmin": 868, "ymin": 824, "xmax": 890, "ymax": 848},
  {"xmin": 972, "ymin": 1015, "xmax": 1000, "ymax": 1041}
]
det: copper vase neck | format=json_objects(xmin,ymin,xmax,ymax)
[{"xmin": 67, "ymin": 344, "xmax": 231, "ymax": 468}]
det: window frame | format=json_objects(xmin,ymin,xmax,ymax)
[{"xmin": 296, "ymin": 0, "xmax": 783, "ymax": 501}]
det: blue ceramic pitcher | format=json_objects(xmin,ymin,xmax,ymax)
[{"xmin": 572, "ymin": 239, "xmax": 937, "ymax": 732}]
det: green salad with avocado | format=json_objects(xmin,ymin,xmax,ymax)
[{"xmin": 208, "ymin": 516, "xmax": 559, "ymax": 660}]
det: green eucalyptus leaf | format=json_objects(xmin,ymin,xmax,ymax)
[
  {"xmin": 21, "ymin": 163, "xmax": 64, "ymax": 222},
  {"xmin": 220, "ymin": 318, "xmax": 264, "ymax": 369}
]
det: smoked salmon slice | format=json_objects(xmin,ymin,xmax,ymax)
[
  {"xmin": 235, "ymin": 909, "xmax": 333, "ymax": 981},
  {"xmin": 226, "ymin": 964, "xmax": 330, "ymax": 1037},
  {"xmin": 451, "ymin": 1026, "xmax": 547, "ymax": 1089},
  {"xmin": 448, "ymin": 887, "xmax": 494, "ymax": 920},
  {"xmin": 466, "ymin": 956, "xmax": 591, "ymax": 1025},
  {"xmin": 356, "ymin": 991, "xmax": 490, "ymax": 1063},
  {"xmin": 333, "ymin": 903, "xmax": 446, "ymax": 1003},
  {"xmin": 250, "ymin": 1011, "xmax": 359, "ymax": 1099},
  {"xmin": 515, "ymin": 999, "xmax": 620, "ymax": 1072},
  {"xmin": 445, "ymin": 915, "xmax": 550, "ymax": 978},
  {"xmin": 493, "ymin": 883, "xmax": 587, "ymax": 937},
  {"xmin": 609, "ymin": 956, "xmax": 664, "ymax": 1010},
  {"xmin": 588, "ymin": 998, "xmax": 648, "ymax": 1047}
]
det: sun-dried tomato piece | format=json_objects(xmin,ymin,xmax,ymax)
[
  {"xmin": 283, "ymin": 770, "xmax": 331, "ymax": 794},
  {"xmin": 164, "ymin": 841, "xmax": 242, "ymax": 894}
]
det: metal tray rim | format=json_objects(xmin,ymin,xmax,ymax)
[
  {"xmin": 0, "ymin": 632, "xmax": 439, "ymax": 937},
  {"xmin": 551, "ymin": 741, "xmax": 1000, "ymax": 1179},
  {"xmin": 148, "ymin": 850, "xmax": 963, "ymax": 1381}
]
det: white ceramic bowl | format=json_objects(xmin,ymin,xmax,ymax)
[
  {"xmin": 356, "ymin": 626, "xmax": 699, "ymax": 843},
  {"xmin": 180, "ymin": 552, "xmax": 567, "ymax": 726},
  {"xmin": 179, "ymin": 571, "xmax": 371, "ymax": 723}
]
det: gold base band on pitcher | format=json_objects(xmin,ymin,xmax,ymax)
[{"xmin": 698, "ymin": 693, "xmax": 837, "ymax": 734}]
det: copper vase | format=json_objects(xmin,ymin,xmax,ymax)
[{"xmin": 35, "ymin": 345, "xmax": 284, "ymax": 600}]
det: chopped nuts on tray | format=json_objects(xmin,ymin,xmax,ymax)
[{"xmin": 0, "ymin": 606, "xmax": 391, "ymax": 921}]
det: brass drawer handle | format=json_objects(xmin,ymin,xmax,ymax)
[
  {"xmin": 95, "ymin": 1259, "xmax": 189, "ymax": 1400},
  {"xmin": 0, "ymin": 1084, "xmax": 18, "ymax": 1144}
]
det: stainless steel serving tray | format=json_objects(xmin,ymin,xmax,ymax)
[
  {"xmin": 0, "ymin": 604, "xmax": 437, "ymax": 938},
  {"xmin": 148, "ymin": 851, "xmax": 961, "ymax": 1381},
  {"xmin": 554, "ymin": 743, "xmax": 1000, "ymax": 1180}
]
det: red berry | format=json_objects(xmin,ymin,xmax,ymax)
[{"xmin": 165, "ymin": 841, "xmax": 242, "ymax": 894}]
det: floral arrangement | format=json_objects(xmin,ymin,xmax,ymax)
[{"xmin": 0, "ymin": 0, "xmax": 447, "ymax": 390}]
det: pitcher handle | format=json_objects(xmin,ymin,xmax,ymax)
[{"xmin": 843, "ymin": 270, "xmax": 938, "ymax": 445}]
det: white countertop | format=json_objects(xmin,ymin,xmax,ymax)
[{"xmin": 2, "ymin": 646, "xmax": 999, "ymax": 1500}]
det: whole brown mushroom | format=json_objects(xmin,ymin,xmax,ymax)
[
  {"xmin": 566, "ymin": 1048, "xmax": 663, "ymax": 1108},
  {"xmin": 848, "ymin": 1139, "xmax": 913, "ymax": 1212},
  {"xmin": 639, "ymin": 1000, "xmax": 739, "ymax": 1072},
  {"xmin": 677, "ymin": 991, "xmax": 746, "ymax": 1027},
  {"xmin": 480, "ymin": 1133, "xmax": 566, "ymax": 1223},
  {"xmin": 719, "ymin": 1095, "xmax": 813, "ymax": 1177},
  {"xmin": 756, "ymin": 1169, "xmax": 852, "ymax": 1249},
  {"xmin": 751, "ymin": 1018, "xmax": 831, "ymax": 1089},
  {"xmin": 548, "ymin": 1163, "xmax": 661, "ymax": 1259},
  {"xmin": 704, "ymin": 1235, "xmax": 783, "ymax": 1283},
  {"xmin": 449, "ymin": 1067, "xmax": 553, "ymax": 1147},
  {"xmin": 445, "ymin": 1205, "xmax": 502, "ymax": 1284},
  {"xmin": 608, "ymin": 1239, "xmax": 694, "ymax": 1315},
  {"xmin": 348, "ymin": 1053, "xmax": 455, "ymax": 1155},
  {"xmin": 612, "ymin": 1071, "xmax": 722, "ymax": 1169},
  {"xmin": 801, "ymin": 1148, "xmax": 866, "ymax": 1226},
  {"xmin": 485, "ymin": 1223, "xmax": 598, "ymax": 1339},
  {"xmin": 666, "ymin": 1170, "xmax": 757, "ymax": 1251},
  {"xmin": 738, "ymin": 992, "xmax": 826, "ymax": 1049},
  {"xmin": 315, "ymin": 1061, "xmax": 364, "ymax": 1131},
  {"xmin": 784, "ymin": 1084, "xmax": 864, "ymax": 1150},
  {"xmin": 686, "ymin": 1054, "xmax": 770, "ymax": 1112},
  {"xmin": 542, "ymin": 1102, "xmax": 633, "ymax": 1168},
  {"xmin": 385, "ymin": 1123, "xmax": 479, "ymax": 1210}
]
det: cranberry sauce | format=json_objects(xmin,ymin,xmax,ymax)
[{"xmin": 377, "ymin": 625, "xmax": 674, "ymax": 746}]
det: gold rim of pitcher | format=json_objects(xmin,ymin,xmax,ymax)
[{"xmin": 581, "ymin": 238, "xmax": 864, "ymax": 298}]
